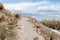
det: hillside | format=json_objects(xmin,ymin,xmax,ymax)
[{"xmin": 0, "ymin": 3, "xmax": 60, "ymax": 40}]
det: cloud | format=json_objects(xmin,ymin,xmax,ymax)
[
  {"xmin": 4, "ymin": 2, "xmax": 42, "ymax": 10},
  {"xmin": 3, "ymin": 1, "xmax": 60, "ymax": 21},
  {"xmin": 3, "ymin": 1, "xmax": 60, "ymax": 14}
]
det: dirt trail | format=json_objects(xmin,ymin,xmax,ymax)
[{"xmin": 17, "ymin": 17, "xmax": 45, "ymax": 40}]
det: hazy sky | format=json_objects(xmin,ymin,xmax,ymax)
[
  {"xmin": 0, "ymin": 0, "xmax": 60, "ymax": 11},
  {"xmin": 0, "ymin": 0, "xmax": 60, "ymax": 21},
  {"xmin": 0, "ymin": 0, "xmax": 60, "ymax": 4}
]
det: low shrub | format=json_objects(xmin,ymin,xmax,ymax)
[{"xmin": 42, "ymin": 20, "xmax": 60, "ymax": 30}]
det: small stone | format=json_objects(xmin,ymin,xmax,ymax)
[{"xmin": 34, "ymin": 37, "xmax": 38, "ymax": 40}]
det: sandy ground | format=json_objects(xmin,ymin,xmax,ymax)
[{"xmin": 16, "ymin": 17, "xmax": 45, "ymax": 40}]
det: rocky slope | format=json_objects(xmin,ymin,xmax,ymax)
[{"xmin": 0, "ymin": 3, "xmax": 60, "ymax": 40}]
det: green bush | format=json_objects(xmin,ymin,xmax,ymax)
[{"xmin": 42, "ymin": 20, "xmax": 60, "ymax": 30}]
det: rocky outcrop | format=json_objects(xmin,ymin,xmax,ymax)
[{"xmin": 0, "ymin": 3, "xmax": 60, "ymax": 40}]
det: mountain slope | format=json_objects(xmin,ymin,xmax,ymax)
[{"xmin": 0, "ymin": 3, "xmax": 60, "ymax": 40}]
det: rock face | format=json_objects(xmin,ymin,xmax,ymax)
[{"xmin": 0, "ymin": 3, "xmax": 60, "ymax": 40}]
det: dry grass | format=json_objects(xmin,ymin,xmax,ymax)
[
  {"xmin": 0, "ymin": 10, "xmax": 18, "ymax": 40},
  {"xmin": 0, "ymin": 3, "xmax": 22, "ymax": 40},
  {"xmin": 42, "ymin": 20, "xmax": 60, "ymax": 30}
]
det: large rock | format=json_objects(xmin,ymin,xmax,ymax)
[{"xmin": 0, "ymin": 3, "xmax": 60, "ymax": 40}]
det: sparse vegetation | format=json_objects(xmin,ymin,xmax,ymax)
[
  {"xmin": 0, "ymin": 3, "xmax": 18, "ymax": 40},
  {"xmin": 42, "ymin": 20, "xmax": 60, "ymax": 30}
]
